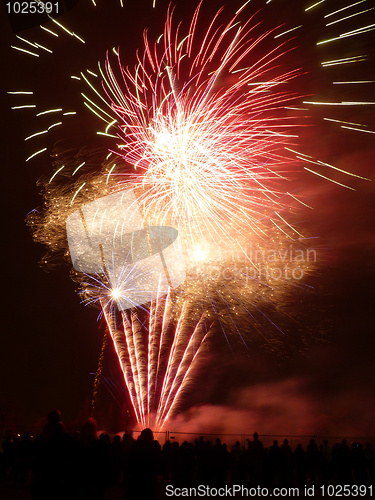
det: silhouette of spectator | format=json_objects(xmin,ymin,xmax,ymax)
[
  {"xmin": 213, "ymin": 438, "xmax": 230, "ymax": 487},
  {"xmin": 109, "ymin": 434, "xmax": 123, "ymax": 485},
  {"xmin": 73, "ymin": 418, "xmax": 111, "ymax": 500},
  {"xmin": 268, "ymin": 440, "xmax": 282, "ymax": 486},
  {"xmin": 162, "ymin": 439, "xmax": 173, "ymax": 484},
  {"xmin": 0, "ymin": 436, "xmax": 14, "ymax": 480},
  {"xmin": 333, "ymin": 439, "xmax": 352, "ymax": 485},
  {"xmin": 180, "ymin": 441, "xmax": 196, "ymax": 487},
  {"xmin": 170, "ymin": 441, "xmax": 182, "ymax": 485},
  {"xmin": 306, "ymin": 439, "xmax": 320, "ymax": 485},
  {"xmin": 280, "ymin": 439, "xmax": 293, "ymax": 486},
  {"xmin": 14, "ymin": 432, "xmax": 33, "ymax": 485},
  {"xmin": 195, "ymin": 437, "xmax": 209, "ymax": 485},
  {"xmin": 364, "ymin": 442, "xmax": 375, "ymax": 484},
  {"xmin": 293, "ymin": 444, "xmax": 307, "ymax": 486},
  {"xmin": 247, "ymin": 432, "xmax": 265, "ymax": 486},
  {"xmin": 321, "ymin": 439, "xmax": 333, "ymax": 484},
  {"xmin": 32, "ymin": 410, "xmax": 71, "ymax": 500},
  {"xmin": 127, "ymin": 428, "xmax": 161, "ymax": 500},
  {"xmin": 230, "ymin": 441, "xmax": 245, "ymax": 485},
  {"xmin": 351, "ymin": 442, "xmax": 367, "ymax": 486}
]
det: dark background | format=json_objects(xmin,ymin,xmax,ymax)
[{"xmin": 0, "ymin": 0, "xmax": 374, "ymax": 437}]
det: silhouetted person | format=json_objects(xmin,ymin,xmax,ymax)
[
  {"xmin": 180, "ymin": 441, "xmax": 195, "ymax": 487},
  {"xmin": 247, "ymin": 433, "xmax": 264, "ymax": 486},
  {"xmin": 213, "ymin": 439, "xmax": 229, "ymax": 487},
  {"xmin": 333, "ymin": 439, "xmax": 352, "ymax": 485},
  {"xmin": 230, "ymin": 441, "xmax": 245, "ymax": 485},
  {"xmin": 294, "ymin": 444, "xmax": 307, "ymax": 486},
  {"xmin": 32, "ymin": 410, "xmax": 71, "ymax": 500},
  {"xmin": 306, "ymin": 439, "xmax": 320, "ymax": 485},
  {"xmin": 268, "ymin": 440, "xmax": 282, "ymax": 486},
  {"xmin": 127, "ymin": 428, "xmax": 161, "ymax": 500},
  {"xmin": 109, "ymin": 435, "xmax": 123, "ymax": 485},
  {"xmin": 121, "ymin": 430, "xmax": 135, "ymax": 485},
  {"xmin": 364, "ymin": 443, "xmax": 375, "ymax": 484},
  {"xmin": 73, "ymin": 418, "xmax": 110, "ymax": 500},
  {"xmin": 14, "ymin": 433, "xmax": 33, "ymax": 485},
  {"xmin": 162, "ymin": 439, "xmax": 173, "ymax": 484},
  {"xmin": 170, "ymin": 441, "xmax": 182, "ymax": 485},
  {"xmin": 351, "ymin": 442, "xmax": 367, "ymax": 485},
  {"xmin": 0, "ymin": 436, "xmax": 14, "ymax": 480},
  {"xmin": 320, "ymin": 440, "xmax": 333, "ymax": 484},
  {"xmin": 280, "ymin": 439, "xmax": 293, "ymax": 486}
]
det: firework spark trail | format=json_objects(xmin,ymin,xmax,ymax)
[
  {"xmin": 147, "ymin": 277, "xmax": 166, "ymax": 421},
  {"xmin": 103, "ymin": 295, "xmax": 211, "ymax": 429},
  {"xmin": 147, "ymin": 298, "xmax": 155, "ymax": 424},
  {"xmin": 122, "ymin": 311, "xmax": 145, "ymax": 426},
  {"xmin": 156, "ymin": 313, "xmax": 206, "ymax": 428},
  {"xmin": 101, "ymin": 301, "xmax": 141, "ymax": 423},
  {"xmin": 155, "ymin": 287, "xmax": 174, "ymax": 387},
  {"xmin": 158, "ymin": 324, "xmax": 213, "ymax": 428},
  {"xmin": 155, "ymin": 302, "xmax": 187, "ymax": 422},
  {"xmin": 131, "ymin": 311, "xmax": 148, "ymax": 426}
]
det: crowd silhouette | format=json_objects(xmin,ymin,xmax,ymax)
[{"xmin": 1, "ymin": 411, "xmax": 375, "ymax": 499}]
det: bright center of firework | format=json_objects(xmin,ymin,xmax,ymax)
[
  {"xmin": 110, "ymin": 288, "xmax": 121, "ymax": 299},
  {"xmin": 193, "ymin": 248, "xmax": 206, "ymax": 261},
  {"xmin": 153, "ymin": 121, "xmax": 191, "ymax": 168}
]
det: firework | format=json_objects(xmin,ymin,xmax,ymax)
[
  {"xmin": 25, "ymin": 2, "xmax": 332, "ymax": 429},
  {"xmin": 26, "ymin": 2, "xmax": 319, "ymax": 429},
  {"xmin": 99, "ymin": 287, "xmax": 212, "ymax": 429},
  {"xmin": 85, "ymin": 2, "xmax": 305, "ymax": 247}
]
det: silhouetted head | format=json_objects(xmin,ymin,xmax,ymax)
[
  {"xmin": 273, "ymin": 440, "xmax": 278, "ymax": 446},
  {"xmin": 114, "ymin": 435, "xmax": 121, "ymax": 443},
  {"xmin": 47, "ymin": 410, "xmax": 62, "ymax": 426},
  {"xmin": 80, "ymin": 418, "xmax": 98, "ymax": 445},
  {"xmin": 284, "ymin": 439, "xmax": 289, "ymax": 445},
  {"xmin": 140, "ymin": 428, "xmax": 154, "ymax": 443},
  {"xmin": 123, "ymin": 430, "xmax": 134, "ymax": 441},
  {"xmin": 253, "ymin": 432, "xmax": 259, "ymax": 440}
]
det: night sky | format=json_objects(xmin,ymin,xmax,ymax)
[{"xmin": 0, "ymin": 0, "xmax": 374, "ymax": 439}]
